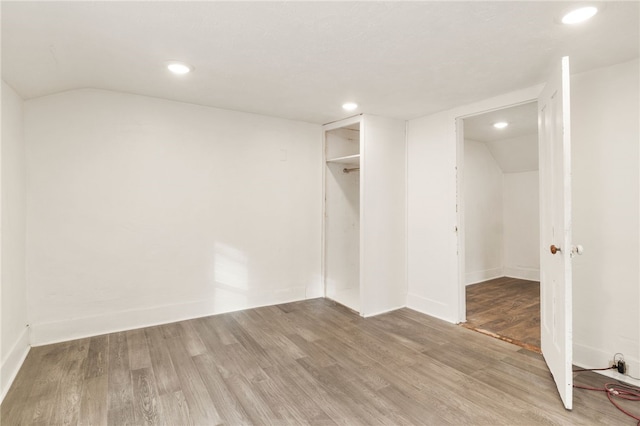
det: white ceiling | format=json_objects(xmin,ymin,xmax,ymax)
[
  {"xmin": 464, "ymin": 102, "xmax": 538, "ymax": 173},
  {"xmin": 464, "ymin": 102, "xmax": 538, "ymax": 143},
  {"xmin": 486, "ymin": 133, "xmax": 539, "ymax": 173},
  {"xmin": 2, "ymin": 1, "xmax": 638, "ymax": 124}
]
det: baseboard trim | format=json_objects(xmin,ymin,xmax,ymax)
[
  {"xmin": 574, "ymin": 341, "xmax": 640, "ymax": 387},
  {"xmin": 465, "ymin": 268, "xmax": 504, "ymax": 286},
  {"xmin": 406, "ymin": 293, "xmax": 456, "ymax": 324},
  {"xmin": 504, "ymin": 267, "xmax": 540, "ymax": 281},
  {"xmin": 30, "ymin": 286, "xmax": 310, "ymax": 346},
  {"xmin": 361, "ymin": 304, "xmax": 406, "ymax": 318},
  {"xmin": 305, "ymin": 282, "xmax": 324, "ymax": 299},
  {"xmin": 1, "ymin": 327, "xmax": 31, "ymax": 404}
]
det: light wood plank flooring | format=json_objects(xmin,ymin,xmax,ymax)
[
  {"xmin": 1, "ymin": 298, "xmax": 632, "ymax": 425},
  {"xmin": 465, "ymin": 277, "xmax": 541, "ymax": 351}
]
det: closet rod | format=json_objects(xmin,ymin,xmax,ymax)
[{"xmin": 343, "ymin": 167, "xmax": 360, "ymax": 174}]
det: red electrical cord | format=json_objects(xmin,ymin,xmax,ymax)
[
  {"xmin": 574, "ymin": 382, "xmax": 640, "ymax": 425},
  {"xmin": 572, "ymin": 366, "xmax": 616, "ymax": 372}
]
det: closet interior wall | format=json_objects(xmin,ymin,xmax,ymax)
[{"xmin": 324, "ymin": 124, "xmax": 361, "ymax": 312}]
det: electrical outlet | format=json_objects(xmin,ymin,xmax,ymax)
[{"xmin": 613, "ymin": 353, "xmax": 626, "ymax": 373}]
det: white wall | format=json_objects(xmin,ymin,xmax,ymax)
[
  {"xmin": 406, "ymin": 112, "xmax": 458, "ymax": 321},
  {"xmin": 464, "ymin": 137, "xmax": 540, "ymax": 285},
  {"xmin": 407, "ymin": 85, "xmax": 542, "ymax": 322},
  {"xmin": 324, "ymin": 126, "xmax": 360, "ymax": 311},
  {"xmin": 463, "ymin": 139, "xmax": 503, "ymax": 284},
  {"xmin": 408, "ymin": 58, "xmax": 639, "ymax": 384},
  {"xmin": 486, "ymin": 134, "xmax": 538, "ymax": 173},
  {"xmin": 25, "ymin": 89, "xmax": 323, "ymax": 345},
  {"xmin": 1, "ymin": 81, "xmax": 29, "ymax": 402},
  {"xmin": 360, "ymin": 114, "xmax": 406, "ymax": 316},
  {"xmin": 503, "ymin": 171, "xmax": 539, "ymax": 281},
  {"xmin": 571, "ymin": 59, "xmax": 639, "ymax": 382}
]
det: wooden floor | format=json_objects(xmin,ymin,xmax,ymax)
[
  {"xmin": 465, "ymin": 277, "xmax": 541, "ymax": 350},
  {"xmin": 1, "ymin": 298, "xmax": 633, "ymax": 425}
]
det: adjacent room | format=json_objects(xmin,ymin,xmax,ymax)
[
  {"xmin": 1, "ymin": 1, "xmax": 639, "ymax": 424},
  {"xmin": 461, "ymin": 102, "xmax": 541, "ymax": 350}
]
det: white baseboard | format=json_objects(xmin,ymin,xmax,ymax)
[
  {"xmin": 362, "ymin": 304, "xmax": 406, "ymax": 318},
  {"xmin": 504, "ymin": 267, "xmax": 540, "ymax": 281},
  {"xmin": 465, "ymin": 268, "xmax": 503, "ymax": 285},
  {"xmin": 30, "ymin": 285, "xmax": 309, "ymax": 346},
  {"xmin": 574, "ymin": 341, "xmax": 640, "ymax": 387},
  {"xmin": 1, "ymin": 327, "xmax": 31, "ymax": 404},
  {"xmin": 305, "ymin": 281, "xmax": 324, "ymax": 299},
  {"xmin": 406, "ymin": 293, "xmax": 457, "ymax": 324}
]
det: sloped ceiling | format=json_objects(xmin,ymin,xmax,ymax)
[
  {"xmin": 2, "ymin": 1, "xmax": 639, "ymax": 124},
  {"xmin": 486, "ymin": 134, "xmax": 539, "ymax": 173},
  {"xmin": 464, "ymin": 102, "xmax": 538, "ymax": 173}
]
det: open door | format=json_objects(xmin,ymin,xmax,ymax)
[{"xmin": 538, "ymin": 56, "xmax": 574, "ymax": 410}]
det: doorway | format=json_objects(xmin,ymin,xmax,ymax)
[{"xmin": 458, "ymin": 101, "xmax": 541, "ymax": 351}]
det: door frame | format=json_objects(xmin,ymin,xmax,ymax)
[{"xmin": 455, "ymin": 99, "xmax": 539, "ymax": 324}]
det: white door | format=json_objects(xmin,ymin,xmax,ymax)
[{"xmin": 538, "ymin": 56, "xmax": 573, "ymax": 410}]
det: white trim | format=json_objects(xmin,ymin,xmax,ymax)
[
  {"xmin": 361, "ymin": 304, "xmax": 406, "ymax": 318},
  {"xmin": 1, "ymin": 327, "xmax": 30, "ymax": 403},
  {"xmin": 406, "ymin": 293, "xmax": 457, "ymax": 324},
  {"xmin": 453, "ymin": 92, "xmax": 541, "ymax": 324},
  {"xmin": 30, "ymin": 287, "xmax": 309, "ymax": 346},
  {"xmin": 358, "ymin": 116, "xmax": 365, "ymax": 313},
  {"xmin": 305, "ymin": 283, "xmax": 324, "ymax": 300},
  {"xmin": 322, "ymin": 114, "xmax": 362, "ymax": 132},
  {"xmin": 504, "ymin": 267, "xmax": 540, "ymax": 282},
  {"xmin": 457, "ymin": 99, "xmax": 540, "ymax": 120},
  {"xmin": 465, "ymin": 268, "xmax": 504, "ymax": 285},
  {"xmin": 455, "ymin": 117, "xmax": 466, "ymax": 321},
  {"xmin": 586, "ymin": 368, "xmax": 640, "ymax": 388},
  {"xmin": 320, "ymin": 123, "xmax": 327, "ymax": 299},
  {"xmin": 574, "ymin": 341, "xmax": 640, "ymax": 387},
  {"xmin": 404, "ymin": 120, "xmax": 410, "ymax": 322}
]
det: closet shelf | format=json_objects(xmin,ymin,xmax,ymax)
[{"xmin": 326, "ymin": 154, "xmax": 360, "ymax": 166}]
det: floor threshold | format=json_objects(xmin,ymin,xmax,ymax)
[{"xmin": 460, "ymin": 322, "xmax": 542, "ymax": 353}]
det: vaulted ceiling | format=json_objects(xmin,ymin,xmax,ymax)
[{"xmin": 2, "ymin": 1, "xmax": 638, "ymax": 124}]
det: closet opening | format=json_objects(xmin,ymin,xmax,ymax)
[
  {"xmin": 323, "ymin": 118, "xmax": 361, "ymax": 313},
  {"xmin": 457, "ymin": 101, "xmax": 541, "ymax": 351}
]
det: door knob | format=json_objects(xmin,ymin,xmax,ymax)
[
  {"xmin": 550, "ymin": 244, "xmax": 561, "ymax": 254},
  {"xmin": 571, "ymin": 245, "xmax": 584, "ymax": 256}
]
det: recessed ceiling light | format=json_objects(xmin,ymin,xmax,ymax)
[
  {"xmin": 167, "ymin": 62, "xmax": 193, "ymax": 75},
  {"xmin": 562, "ymin": 6, "xmax": 598, "ymax": 24},
  {"xmin": 342, "ymin": 102, "xmax": 358, "ymax": 111},
  {"xmin": 493, "ymin": 122, "xmax": 509, "ymax": 129}
]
